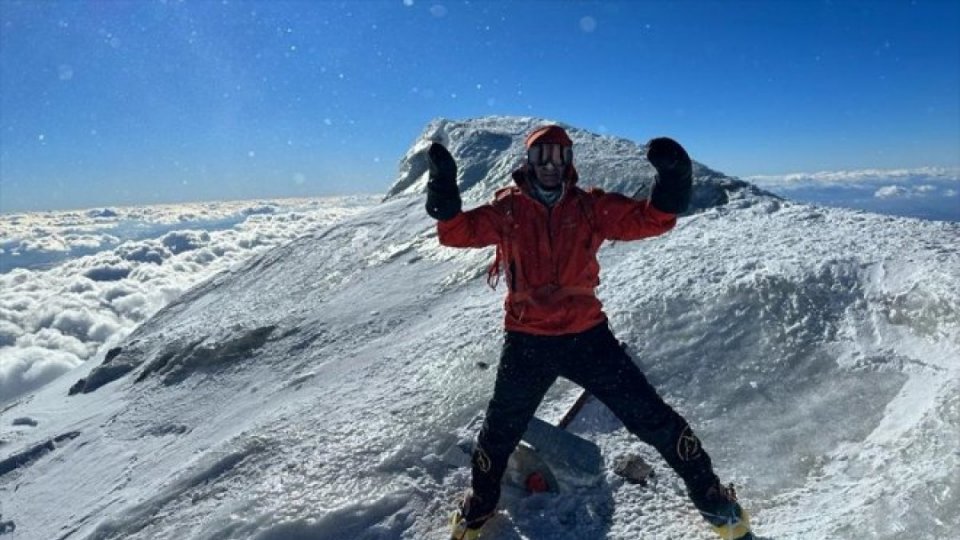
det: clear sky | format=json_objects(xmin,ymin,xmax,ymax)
[{"xmin": 1, "ymin": 0, "xmax": 959, "ymax": 212}]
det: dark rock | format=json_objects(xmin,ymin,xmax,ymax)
[
  {"xmin": 104, "ymin": 347, "xmax": 123, "ymax": 364},
  {"xmin": 613, "ymin": 453, "xmax": 654, "ymax": 485},
  {"xmin": 68, "ymin": 378, "xmax": 86, "ymax": 396}
]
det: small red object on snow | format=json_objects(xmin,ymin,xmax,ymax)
[{"xmin": 525, "ymin": 472, "xmax": 550, "ymax": 493}]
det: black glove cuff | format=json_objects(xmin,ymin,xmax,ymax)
[
  {"xmin": 650, "ymin": 185, "xmax": 690, "ymax": 214},
  {"xmin": 426, "ymin": 183, "xmax": 462, "ymax": 221},
  {"xmin": 650, "ymin": 168, "xmax": 693, "ymax": 214}
]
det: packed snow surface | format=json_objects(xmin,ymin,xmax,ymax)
[{"xmin": 1, "ymin": 117, "xmax": 958, "ymax": 540}]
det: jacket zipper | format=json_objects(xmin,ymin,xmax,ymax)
[
  {"xmin": 524, "ymin": 184, "xmax": 567, "ymax": 288},
  {"xmin": 545, "ymin": 203, "xmax": 561, "ymax": 286}
]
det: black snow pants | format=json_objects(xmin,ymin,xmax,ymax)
[{"xmin": 470, "ymin": 320, "xmax": 718, "ymax": 509}]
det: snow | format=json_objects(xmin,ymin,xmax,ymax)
[{"xmin": 1, "ymin": 117, "xmax": 958, "ymax": 539}]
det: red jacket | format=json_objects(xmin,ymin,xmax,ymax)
[{"xmin": 438, "ymin": 166, "xmax": 677, "ymax": 335}]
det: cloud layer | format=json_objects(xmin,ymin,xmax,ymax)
[
  {"xmin": 0, "ymin": 197, "xmax": 376, "ymax": 405},
  {"xmin": 745, "ymin": 167, "xmax": 960, "ymax": 221},
  {"xmin": 746, "ymin": 166, "xmax": 959, "ymax": 186},
  {"xmin": 0, "ymin": 199, "xmax": 315, "ymax": 272}
]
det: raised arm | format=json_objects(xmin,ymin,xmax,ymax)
[
  {"xmin": 594, "ymin": 137, "xmax": 693, "ymax": 241},
  {"xmin": 424, "ymin": 142, "xmax": 502, "ymax": 248},
  {"xmin": 425, "ymin": 142, "xmax": 462, "ymax": 221},
  {"xmin": 436, "ymin": 205, "xmax": 504, "ymax": 248},
  {"xmin": 594, "ymin": 192, "xmax": 678, "ymax": 241}
]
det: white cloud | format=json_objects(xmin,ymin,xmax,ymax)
[
  {"xmin": 0, "ymin": 199, "xmax": 292, "ymax": 267},
  {"xmin": 0, "ymin": 320, "xmax": 23, "ymax": 348},
  {"xmin": 16, "ymin": 328, "xmax": 90, "ymax": 359},
  {"xmin": 0, "ymin": 196, "xmax": 377, "ymax": 405},
  {"xmin": 161, "ymin": 230, "xmax": 211, "ymax": 254},
  {"xmin": 870, "ymin": 183, "xmax": 946, "ymax": 199},
  {"xmin": 745, "ymin": 166, "xmax": 960, "ymax": 221},
  {"xmin": 874, "ymin": 185, "xmax": 911, "ymax": 199},
  {"xmin": 110, "ymin": 292, "xmax": 154, "ymax": 322},
  {"xmin": 0, "ymin": 346, "xmax": 82, "ymax": 404},
  {"xmin": 746, "ymin": 166, "xmax": 960, "ymax": 189},
  {"xmin": 118, "ymin": 243, "xmax": 171, "ymax": 265}
]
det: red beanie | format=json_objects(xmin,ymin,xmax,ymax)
[{"xmin": 525, "ymin": 125, "xmax": 573, "ymax": 148}]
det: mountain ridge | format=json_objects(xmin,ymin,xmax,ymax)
[{"xmin": 385, "ymin": 116, "xmax": 775, "ymax": 213}]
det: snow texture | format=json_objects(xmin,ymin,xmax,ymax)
[
  {"xmin": 385, "ymin": 116, "xmax": 772, "ymax": 212},
  {"xmin": 0, "ymin": 116, "xmax": 958, "ymax": 540}
]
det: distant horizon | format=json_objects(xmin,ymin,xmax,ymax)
[
  {"xmin": 5, "ymin": 145, "xmax": 959, "ymax": 215},
  {"xmin": 2, "ymin": 1, "xmax": 958, "ymax": 213},
  {"xmin": 0, "ymin": 183, "xmax": 381, "ymax": 214},
  {"xmin": 2, "ymin": 162, "xmax": 956, "ymax": 224},
  {"xmin": 3, "ymin": 143, "xmax": 959, "ymax": 214}
]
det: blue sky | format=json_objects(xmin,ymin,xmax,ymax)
[{"xmin": 1, "ymin": 0, "xmax": 959, "ymax": 212}]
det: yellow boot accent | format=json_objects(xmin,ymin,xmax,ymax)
[
  {"xmin": 450, "ymin": 511, "xmax": 483, "ymax": 540},
  {"xmin": 708, "ymin": 507, "xmax": 751, "ymax": 539}
]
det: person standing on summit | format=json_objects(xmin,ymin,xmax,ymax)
[{"xmin": 425, "ymin": 125, "xmax": 754, "ymax": 540}]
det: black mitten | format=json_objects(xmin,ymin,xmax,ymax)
[
  {"xmin": 647, "ymin": 137, "xmax": 693, "ymax": 214},
  {"xmin": 425, "ymin": 142, "xmax": 462, "ymax": 221}
]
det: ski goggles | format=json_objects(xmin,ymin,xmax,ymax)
[{"xmin": 527, "ymin": 143, "xmax": 573, "ymax": 167}]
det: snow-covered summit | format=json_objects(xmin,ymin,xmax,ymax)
[
  {"xmin": 1, "ymin": 119, "xmax": 958, "ymax": 540},
  {"xmin": 385, "ymin": 116, "xmax": 773, "ymax": 212}
]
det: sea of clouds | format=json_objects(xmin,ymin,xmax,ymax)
[
  {"xmin": 0, "ymin": 196, "xmax": 376, "ymax": 406},
  {"xmin": 746, "ymin": 166, "xmax": 960, "ymax": 222}
]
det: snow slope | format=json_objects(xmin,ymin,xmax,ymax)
[{"xmin": 1, "ymin": 117, "xmax": 958, "ymax": 540}]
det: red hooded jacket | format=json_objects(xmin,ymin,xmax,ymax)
[{"xmin": 438, "ymin": 163, "xmax": 677, "ymax": 336}]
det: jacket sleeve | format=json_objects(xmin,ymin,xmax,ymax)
[
  {"xmin": 593, "ymin": 191, "xmax": 677, "ymax": 241},
  {"xmin": 437, "ymin": 203, "xmax": 504, "ymax": 248}
]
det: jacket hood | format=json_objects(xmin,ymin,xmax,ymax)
[{"xmin": 525, "ymin": 125, "xmax": 574, "ymax": 148}]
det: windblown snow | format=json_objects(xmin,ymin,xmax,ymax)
[{"xmin": 1, "ymin": 117, "xmax": 958, "ymax": 540}]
